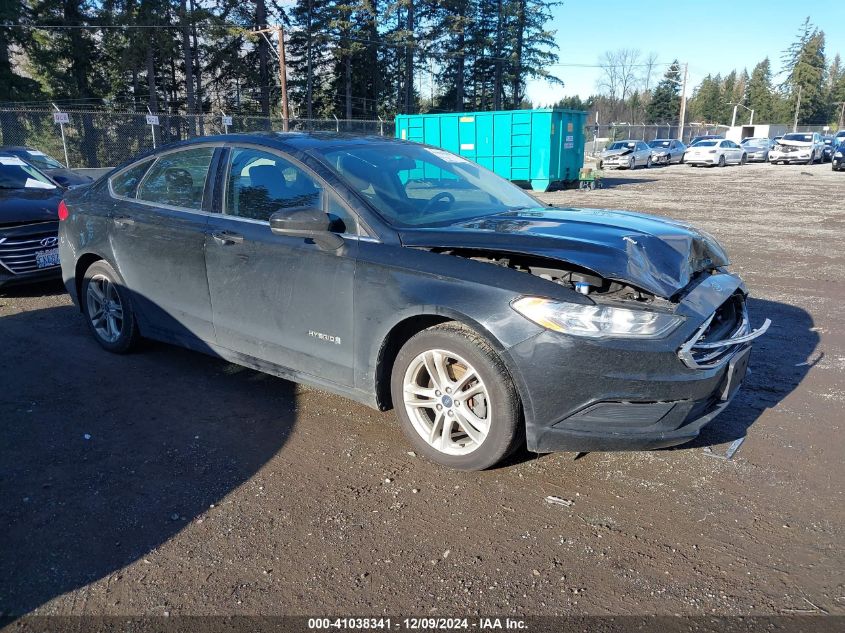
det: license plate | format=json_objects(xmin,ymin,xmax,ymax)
[
  {"xmin": 35, "ymin": 248, "xmax": 59, "ymax": 268},
  {"xmin": 720, "ymin": 347, "xmax": 751, "ymax": 401}
]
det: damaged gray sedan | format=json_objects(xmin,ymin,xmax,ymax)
[
  {"xmin": 597, "ymin": 139, "xmax": 653, "ymax": 169},
  {"xmin": 58, "ymin": 133, "xmax": 769, "ymax": 470}
]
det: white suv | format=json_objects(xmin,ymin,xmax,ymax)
[{"xmin": 769, "ymin": 132, "xmax": 825, "ymax": 165}]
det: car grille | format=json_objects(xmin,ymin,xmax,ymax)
[
  {"xmin": 0, "ymin": 224, "xmax": 60, "ymax": 275},
  {"xmin": 678, "ymin": 294, "xmax": 749, "ymax": 369}
]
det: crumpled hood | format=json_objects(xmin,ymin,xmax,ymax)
[
  {"xmin": 398, "ymin": 207, "xmax": 730, "ymax": 299},
  {"xmin": 601, "ymin": 147, "xmax": 633, "ymax": 157},
  {"xmin": 777, "ymin": 139, "xmax": 812, "ymax": 147},
  {"xmin": 0, "ymin": 187, "xmax": 63, "ymax": 225}
]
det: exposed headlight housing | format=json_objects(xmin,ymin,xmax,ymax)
[
  {"xmin": 512, "ymin": 297, "xmax": 684, "ymax": 339},
  {"xmin": 835, "ymin": 151, "xmax": 843, "ymax": 158}
]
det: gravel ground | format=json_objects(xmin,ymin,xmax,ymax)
[{"xmin": 1, "ymin": 161, "xmax": 843, "ymax": 618}]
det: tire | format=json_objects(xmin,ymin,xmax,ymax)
[
  {"xmin": 81, "ymin": 260, "xmax": 142, "ymax": 353},
  {"xmin": 390, "ymin": 323, "xmax": 522, "ymax": 471},
  {"xmin": 645, "ymin": 156, "xmax": 652, "ymax": 169},
  {"xmin": 740, "ymin": 153, "xmax": 747, "ymax": 165},
  {"xmin": 627, "ymin": 156, "xmax": 635, "ymax": 170},
  {"xmin": 597, "ymin": 160, "xmax": 603, "ymax": 170},
  {"xmin": 718, "ymin": 154, "xmax": 726, "ymax": 167}
]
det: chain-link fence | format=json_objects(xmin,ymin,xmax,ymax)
[{"xmin": 0, "ymin": 108, "xmax": 390, "ymax": 169}]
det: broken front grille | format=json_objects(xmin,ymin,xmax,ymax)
[
  {"xmin": 0, "ymin": 224, "xmax": 60, "ymax": 275},
  {"xmin": 678, "ymin": 293, "xmax": 771, "ymax": 369}
]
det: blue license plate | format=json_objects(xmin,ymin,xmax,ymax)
[{"xmin": 35, "ymin": 248, "xmax": 59, "ymax": 268}]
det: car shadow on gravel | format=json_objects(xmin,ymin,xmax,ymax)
[
  {"xmin": 0, "ymin": 304, "xmax": 298, "ymax": 617},
  {"xmin": 0, "ymin": 279, "xmax": 66, "ymax": 299},
  {"xmin": 678, "ymin": 296, "xmax": 819, "ymax": 449}
]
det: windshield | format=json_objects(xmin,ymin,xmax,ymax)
[
  {"xmin": 316, "ymin": 144, "xmax": 539, "ymax": 228},
  {"xmin": 608, "ymin": 141, "xmax": 636, "ymax": 150},
  {"xmin": 742, "ymin": 138, "xmax": 769, "ymax": 147},
  {"xmin": 0, "ymin": 157, "xmax": 57, "ymax": 190},
  {"xmin": 18, "ymin": 149, "xmax": 64, "ymax": 170},
  {"xmin": 692, "ymin": 140, "xmax": 717, "ymax": 147},
  {"xmin": 648, "ymin": 140, "xmax": 671, "ymax": 148},
  {"xmin": 782, "ymin": 133, "xmax": 813, "ymax": 142}
]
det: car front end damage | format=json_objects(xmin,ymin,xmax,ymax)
[
  {"xmin": 505, "ymin": 271, "xmax": 769, "ymax": 452},
  {"xmin": 769, "ymin": 142, "xmax": 813, "ymax": 164}
]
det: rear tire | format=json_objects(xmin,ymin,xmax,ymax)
[
  {"xmin": 81, "ymin": 260, "xmax": 142, "ymax": 354},
  {"xmin": 390, "ymin": 323, "xmax": 522, "ymax": 471}
]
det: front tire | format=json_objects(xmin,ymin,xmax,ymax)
[
  {"xmin": 718, "ymin": 154, "xmax": 726, "ymax": 167},
  {"xmin": 390, "ymin": 323, "xmax": 522, "ymax": 470},
  {"xmin": 81, "ymin": 260, "xmax": 141, "ymax": 353}
]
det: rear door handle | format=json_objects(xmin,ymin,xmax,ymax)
[
  {"xmin": 211, "ymin": 230, "xmax": 244, "ymax": 245},
  {"xmin": 113, "ymin": 215, "xmax": 135, "ymax": 227}
]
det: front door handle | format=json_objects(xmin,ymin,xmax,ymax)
[
  {"xmin": 113, "ymin": 215, "xmax": 135, "ymax": 228},
  {"xmin": 211, "ymin": 230, "xmax": 244, "ymax": 245}
]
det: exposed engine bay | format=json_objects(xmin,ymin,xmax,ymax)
[{"xmin": 429, "ymin": 248, "xmax": 667, "ymax": 304}]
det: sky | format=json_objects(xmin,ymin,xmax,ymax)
[{"xmin": 525, "ymin": 0, "xmax": 845, "ymax": 106}]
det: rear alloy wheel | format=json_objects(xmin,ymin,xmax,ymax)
[
  {"xmin": 718, "ymin": 154, "xmax": 726, "ymax": 167},
  {"xmin": 82, "ymin": 260, "xmax": 141, "ymax": 353},
  {"xmin": 391, "ymin": 324, "xmax": 521, "ymax": 470}
]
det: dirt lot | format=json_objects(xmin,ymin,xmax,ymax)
[{"xmin": 1, "ymin": 161, "xmax": 843, "ymax": 618}]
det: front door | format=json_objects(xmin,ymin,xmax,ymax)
[
  {"xmin": 204, "ymin": 146, "xmax": 359, "ymax": 387},
  {"xmin": 108, "ymin": 145, "xmax": 218, "ymax": 344}
]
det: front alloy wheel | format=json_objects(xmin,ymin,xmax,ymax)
[
  {"xmin": 391, "ymin": 323, "xmax": 522, "ymax": 470},
  {"xmin": 403, "ymin": 349, "xmax": 491, "ymax": 456}
]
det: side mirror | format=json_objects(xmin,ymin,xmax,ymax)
[{"xmin": 269, "ymin": 206, "xmax": 344, "ymax": 250}]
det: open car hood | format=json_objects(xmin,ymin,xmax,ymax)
[
  {"xmin": 398, "ymin": 207, "xmax": 731, "ymax": 299},
  {"xmin": 778, "ymin": 139, "xmax": 812, "ymax": 147},
  {"xmin": 601, "ymin": 148, "xmax": 633, "ymax": 157}
]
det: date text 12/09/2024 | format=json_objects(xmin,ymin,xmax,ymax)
[{"xmin": 307, "ymin": 618, "xmax": 527, "ymax": 630}]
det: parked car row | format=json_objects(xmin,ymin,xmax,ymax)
[{"xmin": 597, "ymin": 132, "xmax": 845, "ymax": 170}]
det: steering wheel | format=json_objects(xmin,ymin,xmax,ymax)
[{"xmin": 422, "ymin": 191, "xmax": 455, "ymax": 212}]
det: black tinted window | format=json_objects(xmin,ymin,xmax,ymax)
[
  {"xmin": 111, "ymin": 159, "xmax": 153, "ymax": 198},
  {"xmin": 137, "ymin": 147, "xmax": 215, "ymax": 210}
]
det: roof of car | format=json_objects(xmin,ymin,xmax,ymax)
[{"xmin": 171, "ymin": 132, "xmax": 406, "ymax": 153}]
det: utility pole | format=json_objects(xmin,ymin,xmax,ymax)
[
  {"xmin": 255, "ymin": 25, "xmax": 290, "ymax": 132},
  {"xmin": 731, "ymin": 104, "xmax": 737, "ymax": 128},
  {"xmin": 837, "ymin": 102, "xmax": 845, "ymax": 130},
  {"xmin": 678, "ymin": 63, "xmax": 688, "ymax": 142},
  {"xmin": 792, "ymin": 84, "xmax": 802, "ymax": 133}
]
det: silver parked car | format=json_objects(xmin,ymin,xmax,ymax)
[
  {"xmin": 598, "ymin": 140, "xmax": 652, "ymax": 170},
  {"xmin": 648, "ymin": 139, "xmax": 686, "ymax": 165},
  {"xmin": 740, "ymin": 137, "xmax": 774, "ymax": 163}
]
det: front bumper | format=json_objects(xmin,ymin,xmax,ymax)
[
  {"xmin": 0, "ymin": 221, "xmax": 62, "ymax": 289},
  {"xmin": 601, "ymin": 155, "xmax": 634, "ymax": 168},
  {"xmin": 769, "ymin": 151, "xmax": 811, "ymax": 163},
  {"xmin": 505, "ymin": 273, "xmax": 768, "ymax": 452},
  {"xmin": 745, "ymin": 152, "xmax": 768, "ymax": 162}
]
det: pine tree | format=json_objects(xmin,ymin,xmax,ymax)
[
  {"xmin": 644, "ymin": 60, "xmax": 681, "ymax": 124},
  {"xmin": 781, "ymin": 17, "xmax": 828, "ymax": 124},
  {"xmin": 746, "ymin": 58, "xmax": 776, "ymax": 123}
]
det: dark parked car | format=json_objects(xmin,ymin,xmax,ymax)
[
  {"xmin": 59, "ymin": 133, "xmax": 769, "ymax": 470},
  {"xmin": 821, "ymin": 136, "xmax": 835, "ymax": 162},
  {"xmin": 833, "ymin": 140, "xmax": 845, "ymax": 171},
  {"xmin": 0, "ymin": 154, "xmax": 65, "ymax": 288},
  {"xmin": 0, "ymin": 145, "xmax": 92, "ymax": 188}
]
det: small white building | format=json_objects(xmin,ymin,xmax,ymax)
[{"xmin": 724, "ymin": 124, "xmax": 788, "ymax": 142}]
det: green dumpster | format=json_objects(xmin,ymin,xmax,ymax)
[{"xmin": 395, "ymin": 109, "xmax": 587, "ymax": 192}]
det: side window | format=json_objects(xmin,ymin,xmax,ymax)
[
  {"xmin": 136, "ymin": 147, "xmax": 215, "ymax": 210},
  {"xmin": 111, "ymin": 159, "xmax": 153, "ymax": 198},
  {"xmin": 226, "ymin": 148, "xmax": 322, "ymax": 221}
]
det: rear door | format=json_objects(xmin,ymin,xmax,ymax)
[
  {"xmin": 108, "ymin": 145, "xmax": 219, "ymax": 343},
  {"xmin": 204, "ymin": 145, "xmax": 360, "ymax": 386}
]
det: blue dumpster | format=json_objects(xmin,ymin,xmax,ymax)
[{"xmin": 395, "ymin": 109, "xmax": 587, "ymax": 191}]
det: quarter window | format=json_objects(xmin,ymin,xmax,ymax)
[
  {"xmin": 136, "ymin": 147, "xmax": 215, "ymax": 210},
  {"xmin": 110, "ymin": 159, "xmax": 153, "ymax": 198}
]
